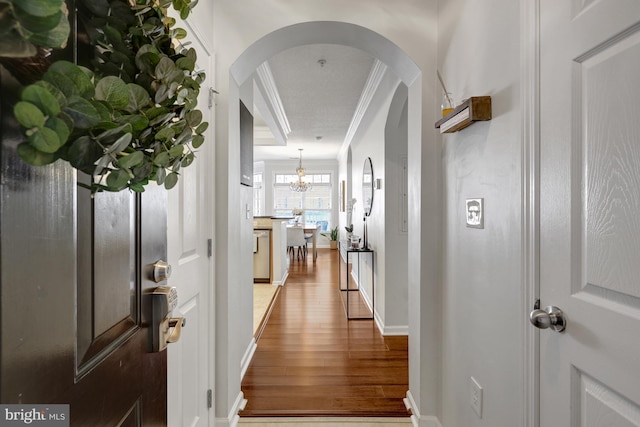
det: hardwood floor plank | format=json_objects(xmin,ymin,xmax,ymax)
[{"xmin": 240, "ymin": 249, "xmax": 409, "ymax": 418}]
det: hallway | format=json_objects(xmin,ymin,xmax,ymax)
[{"xmin": 240, "ymin": 248, "xmax": 409, "ymax": 418}]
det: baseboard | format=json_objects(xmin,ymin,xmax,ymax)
[
  {"xmin": 404, "ymin": 391, "xmax": 443, "ymax": 427},
  {"xmin": 350, "ymin": 270, "xmax": 373, "ymax": 312},
  {"xmin": 272, "ymin": 268, "xmax": 288, "ymax": 286},
  {"xmin": 216, "ymin": 391, "xmax": 247, "ymax": 427},
  {"xmin": 240, "ymin": 338, "xmax": 257, "ymax": 380}
]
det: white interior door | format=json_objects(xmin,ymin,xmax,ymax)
[
  {"xmin": 539, "ymin": 1, "xmax": 640, "ymax": 425},
  {"xmin": 167, "ymin": 26, "xmax": 214, "ymax": 427}
]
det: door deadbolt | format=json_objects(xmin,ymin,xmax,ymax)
[{"xmin": 152, "ymin": 260, "xmax": 172, "ymax": 283}]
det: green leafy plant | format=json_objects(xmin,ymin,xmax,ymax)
[
  {"xmin": 0, "ymin": 0, "xmax": 70, "ymax": 58},
  {"xmin": 321, "ymin": 226, "xmax": 339, "ymax": 241},
  {"xmin": 11, "ymin": 0, "xmax": 207, "ymax": 193}
]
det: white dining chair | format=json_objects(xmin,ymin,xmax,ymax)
[{"xmin": 287, "ymin": 227, "xmax": 308, "ymax": 261}]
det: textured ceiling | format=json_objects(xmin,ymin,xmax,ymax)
[{"xmin": 253, "ymin": 44, "xmax": 375, "ymax": 161}]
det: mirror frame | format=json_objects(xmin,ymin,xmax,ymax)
[{"xmin": 362, "ymin": 157, "xmax": 374, "ymax": 217}]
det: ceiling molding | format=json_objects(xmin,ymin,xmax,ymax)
[
  {"xmin": 256, "ymin": 61, "xmax": 292, "ymax": 138},
  {"xmin": 341, "ymin": 59, "xmax": 388, "ymax": 153}
]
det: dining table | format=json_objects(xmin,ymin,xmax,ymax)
[{"xmin": 287, "ymin": 223, "xmax": 321, "ymax": 262}]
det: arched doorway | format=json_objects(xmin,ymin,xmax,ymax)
[{"xmin": 215, "ymin": 20, "xmax": 440, "ymax": 426}]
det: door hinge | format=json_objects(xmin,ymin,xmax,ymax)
[
  {"xmin": 208, "ymin": 88, "xmax": 218, "ymax": 109},
  {"xmin": 207, "ymin": 238, "xmax": 212, "ymax": 258},
  {"xmin": 207, "ymin": 389, "xmax": 213, "ymax": 409}
]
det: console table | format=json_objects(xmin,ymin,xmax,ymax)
[{"xmin": 338, "ymin": 240, "xmax": 374, "ymax": 320}]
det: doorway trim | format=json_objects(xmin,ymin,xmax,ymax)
[
  {"xmin": 222, "ymin": 19, "xmax": 429, "ymax": 426},
  {"xmin": 521, "ymin": 0, "xmax": 540, "ymax": 426}
]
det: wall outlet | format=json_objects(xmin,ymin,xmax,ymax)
[{"xmin": 470, "ymin": 376, "xmax": 483, "ymax": 418}]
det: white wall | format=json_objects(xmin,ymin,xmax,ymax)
[
  {"xmin": 338, "ymin": 73, "xmax": 409, "ymax": 335},
  {"xmin": 438, "ymin": 0, "xmax": 523, "ymax": 426},
  {"xmin": 384, "ymin": 84, "xmax": 409, "ymax": 331}
]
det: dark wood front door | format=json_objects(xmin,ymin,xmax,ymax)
[{"xmin": 0, "ymin": 5, "xmax": 168, "ymax": 425}]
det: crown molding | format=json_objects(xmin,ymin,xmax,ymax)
[
  {"xmin": 340, "ymin": 59, "xmax": 388, "ymax": 156},
  {"xmin": 255, "ymin": 61, "xmax": 291, "ymax": 140}
]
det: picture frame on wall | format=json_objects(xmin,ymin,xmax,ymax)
[{"xmin": 239, "ymin": 101, "xmax": 253, "ymax": 187}]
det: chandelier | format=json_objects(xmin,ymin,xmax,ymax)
[{"xmin": 289, "ymin": 149, "xmax": 312, "ymax": 192}]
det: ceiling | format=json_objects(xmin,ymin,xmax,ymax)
[{"xmin": 253, "ymin": 44, "xmax": 376, "ymax": 161}]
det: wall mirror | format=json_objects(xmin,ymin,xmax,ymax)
[{"xmin": 362, "ymin": 157, "xmax": 374, "ymax": 216}]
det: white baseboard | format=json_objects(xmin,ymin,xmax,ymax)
[
  {"xmin": 404, "ymin": 390, "xmax": 443, "ymax": 427},
  {"xmin": 240, "ymin": 338, "xmax": 257, "ymax": 380},
  {"xmin": 216, "ymin": 391, "xmax": 247, "ymax": 427},
  {"xmin": 272, "ymin": 268, "xmax": 288, "ymax": 286}
]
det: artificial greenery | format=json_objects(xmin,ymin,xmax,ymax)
[
  {"xmin": 11, "ymin": 0, "xmax": 207, "ymax": 193},
  {"xmin": 321, "ymin": 226, "xmax": 339, "ymax": 241},
  {"xmin": 0, "ymin": 0, "xmax": 70, "ymax": 58}
]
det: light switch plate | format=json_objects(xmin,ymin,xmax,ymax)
[{"xmin": 466, "ymin": 198, "xmax": 484, "ymax": 228}]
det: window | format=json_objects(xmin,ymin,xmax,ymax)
[{"xmin": 273, "ymin": 173, "xmax": 332, "ymax": 231}]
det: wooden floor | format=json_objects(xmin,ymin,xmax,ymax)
[{"xmin": 241, "ymin": 248, "xmax": 409, "ymax": 418}]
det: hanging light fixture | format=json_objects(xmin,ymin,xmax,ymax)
[{"xmin": 289, "ymin": 149, "xmax": 312, "ymax": 192}]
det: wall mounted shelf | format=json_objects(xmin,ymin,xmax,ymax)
[{"xmin": 435, "ymin": 96, "xmax": 492, "ymax": 133}]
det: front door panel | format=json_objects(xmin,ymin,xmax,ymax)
[{"xmin": 0, "ymin": 1, "xmax": 169, "ymax": 423}]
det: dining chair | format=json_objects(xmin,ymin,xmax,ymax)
[{"xmin": 287, "ymin": 226, "xmax": 308, "ymax": 261}]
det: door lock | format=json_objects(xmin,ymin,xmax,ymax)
[
  {"xmin": 152, "ymin": 260, "xmax": 172, "ymax": 283},
  {"xmin": 529, "ymin": 305, "xmax": 566, "ymax": 332}
]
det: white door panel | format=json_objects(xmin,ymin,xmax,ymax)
[
  {"xmin": 167, "ymin": 23, "xmax": 214, "ymax": 427},
  {"xmin": 540, "ymin": 0, "xmax": 640, "ymax": 425}
]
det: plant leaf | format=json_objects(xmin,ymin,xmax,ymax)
[
  {"xmin": 155, "ymin": 56, "xmax": 175, "ymax": 80},
  {"xmin": 153, "ymin": 152, "xmax": 170, "ymax": 167},
  {"xmin": 17, "ymin": 0, "xmax": 64, "ymax": 18},
  {"xmin": 44, "ymin": 116, "xmax": 70, "ymax": 146},
  {"xmin": 195, "ymin": 121, "xmax": 208, "ymax": 134},
  {"xmin": 117, "ymin": 150, "xmax": 144, "ymax": 169},
  {"xmin": 64, "ymin": 96, "xmax": 101, "ymax": 129},
  {"xmin": 185, "ymin": 109, "xmax": 202, "ymax": 127},
  {"xmin": 164, "ymin": 172, "xmax": 178, "ymax": 189},
  {"xmin": 115, "ymin": 114, "xmax": 149, "ymax": 132},
  {"xmin": 95, "ymin": 76, "xmax": 130, "ymax": 110},
  {"xmin": 176, "ymin": 56, "xmax": 194, "ymax": 71},
  {"xmin": 104, "ymin": 133, "xmax": 132, "ymax": 155},
  {"xmin": 17, "ymin": 142, "xmax": 56, "ymax": 166},
  {"xmin": 169, "ymin": 144, "xmax": 184, "ymax": 158},
  {"xmin": 95, "ymin": 123, "xmax": 132, "ymax": 142},
  {"xmin": 34, "ymin": 80, "xmax": 67, "ymax": 108},
  {"xmin": 21, "ymin": 84, "xmax": 60, "ymax": 117},
  {"xmin": 106, "ymin": 169, "xmax": 129, "ymax": 190},
  {"xmin": 181, "ymin": 152, "xmax": 195, "ymax": 167},
  {"xmin": 66, "ymin": 136, "xmax": 103, "ymax": 173},
  {"xmin": 192, "ymin": 134, "xmax": 204, "ymax": 148},
  {"xmin": 13, "ymin": 4, "xmax": 62, "ymax": 33},
  {"xmin": 155, "ymin": 127, "xmax": 175, "ymax": 142},
  {"xmin": 48, "ymin": 61, "xmax": 94, "ymax": 98},
  {"xmin": 25, "ymin": 10, "xmax": 70, "ymax": 48},
  {"xmin": 42, "ymin": 69, "xmax": 77, "ymax": 98},
  {"xmin": 14, "ymin": 101, "xmax": 45, "ymax": 128},
  {"xmin": 28, "ymin": 126, "xmax": 60, "ymax": 153},
  {"xmin": 125, "ymin": 83, "xmax": 152, "ymax": 113},
  {"xmin": 155, "ymin": 166, "xmax": 166, "ymax": 184},
  {"xmin": 135, "ymin": 44, "xmax": 160, "ymax": 73}
]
